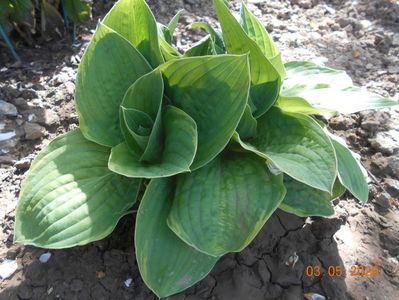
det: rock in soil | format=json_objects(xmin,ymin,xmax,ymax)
[
  {"xmin": 0, "ymin": 101, "xmax": 18, "ymax": 117},
  {"xmin": 23, "ymin": 122, "xmax": 45, "ymax": 140}
]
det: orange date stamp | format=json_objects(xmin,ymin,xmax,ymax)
[{"xmin": 304, "ymin": 265, "xmax": 381, "ymax": 277}]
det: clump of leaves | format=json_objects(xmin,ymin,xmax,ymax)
[{"xmin": 15, "ymin": 0, "xmax": 398, "ymax": 297}]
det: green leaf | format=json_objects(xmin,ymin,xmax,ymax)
[
  {"xmin": 191, "ymin": 21, "xmax": 225, "ymax": 54},
  {"xmin": 240, "ymin": 1, "xmax": 285, "ymax": 78},
  {"xmin": 161, "ymin": 54, "xmax": 250, "ymax": 170},
  {"xmin": 213, "ymin": 0, "xmax": 280, "ymax": 118},
  {"xmin": 276, "ymin": 96, "xmax": 336, "ymax": 115},
  {"xmin": 135, "ymin": 178, "xmax": 218, "ymax": 298},
  {"xmin": 109, "ymin": 105, "xmax": 197, "ymax": 178},
  {"xmin": 103, "ymin": 0, "xmax": 164, "ymax": 67},
  {"xmin": 15, "ymin": 129, "xmax": 140, "ymax": 248},
  {"xmin": 332, "ymin": 178, "xmax": 346, "ymax": 199},
  {"xmin": 234, "ymin": 107, "xmax": 337, "ymax": 192},
  {"xmin": 282, "ymin": 61, "xmax": 398, "ymax": 114},
  {"xmin": 120, "ymin": 69, "xmax": 164, "ymax": 162},
  {"xmin": 283, "ymin": 61, "xmax": 353, "ymax": 93},
  {"xmin": 167, "ymin": 152, "xmax": 286, "ymax": 257},
  {"xmin": 167, "ymin": 9, "xmax": 184, "ymax": 37},
  {"xmin": 159, "ymin": 36, "xmax": 181, "ymax": 61},
  {"xmin": 40, "ymin": 0, "xmax": 64, "ymax": 34},
  {"xmin": 279, "ymin": 176, "xmax": 334, "ymax": 217},
  {"xmin": 63, "ymin": 0, "xmax": 91, "ymax": 23},
  {"xmin": 330, "ymin": 135, "xmax": 368, "ymax": 203},
  {"xmin": 120, "ymin": 107, "xmax": 152, "ymax": 151},
  {"xmin": 236, "ymin": 104, "xmax": 257, "ymax": 139},
  {"xmin": 75, "ymin": 23, "xmax": 151, "ymax": 147},
  {"xmin": 184, "ymin": 36, "xmax": 214, "ymax": 57}
]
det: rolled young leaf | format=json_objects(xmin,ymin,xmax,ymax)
[
  {"xmin": 213, "ymin": 0, "xmax": 280, "ymax": 118},
  {"xmin": 75, "ymin": 22, "xmax": 151, "ymax": 147},
  {"xmin": 103, "ymin": 0, "xmax": 164, "ymax": 67},
  {"xmin": 234, "ymin": 107, "xmax": 337, "ymax": 193},
  {"xmin": 161, "ymin": 54, "xmax": 250, "ymax": 170},
  {"xmin": 15, "ymin": 129, "xmax": 140, "ymax": 248},
  {"xmin": 109, "ymin": 105, "xmax": 198, "ymax": 178},
  {"xmin": 135, "ymin": 178, "xmax": 218, "ymax": 298},
  {"xmin": 282, "ymin": 61, "xmax": 398, "ymax": 114},
  {"xmin": 119, "ymin": 69, "xmax": 164, "ymax": 162},
  {"xmin": 167, "ymin": 152, "xmax": 286, "ymax": 257}
]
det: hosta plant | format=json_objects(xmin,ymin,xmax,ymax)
[{"xmin": 15, "ymin": 0, "xmax": 398, "ymax": 297}]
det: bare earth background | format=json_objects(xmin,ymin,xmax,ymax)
[{"xmin": 0, "ymin": 0, "xmax": 398, "ymax": 299}]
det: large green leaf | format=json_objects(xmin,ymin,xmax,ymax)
[
  {"xmin": 240, "ymin": 1, "xmax": 285, "ymax": 78},
  {"xmin": 234, "ymin": 107, "xmax": 337, "ymax": 192},
  {"xmin": 282, "ymin": 61, "xmax": 398, "ymax": 114},
  {"xmin": 161, "ymin": 54, "xmax": 250, "ymax": 170},
  {"xmin": 75, "ymin": 23, "xmax": 151, "ymax": 147},
  {"xmin": 64, "ymin": 0, "xmax": 91, "ymax": 23},
  {"xmin": 103, "ymin": 0, "xmax": 164, "ymax": 67},
  {"xmin": 330, "ymin": 135, "xmax": 368, "ymax": 203},
  {"xmin": 213, "ymin": 0, "xmax": 280, "ymax": 118},
  {"xmin": 15, "ymin": 129, "xmax": 140, "ymax": 248},
  {"xmin": 135, "ymin": 178, "xmax": 218, "ymax": 298},
  {"xmin": 167, "ymin": 152, "xmax": 286, "ymax": 257},
  {"xmin": 279, "ymin": 176, "xmax": 334, "ymax": 217},
  {"xmin": 109, "ymin": 105, "xmax": 197, "ymax": 178}
]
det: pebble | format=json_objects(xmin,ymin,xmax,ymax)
[
  {"xmin": 384, "ymin": 178, "xmax": 399, "ymax": 198},
  {"xmin": 292, "ymin": 0, "xmax": 313, "ymax": 9},
  {"xmin": 124, "ymin": 277, "xmax": 133, "ymax": 288},
  {"xmin": 24, "ymin": 122, "xmax": 45, "ymax": 140},
  {"xmin": 392, "ymin": 33, "xmax": 399, "ymax": 47},
  {"xmin": 27, "ymin": 109, "xmax": 60, "ymax": 126},
  {"xmin": 0, "ymin": 259, "xmax": 18, "ymax": 279},
  {"xmin": 17, "ymin": 284, "xmax": 33, "ymax": 299},
  {"xmin": 369, "ymin": 130, "xmax": 399, "ymax": 155},
  {"xmin": 15, "ymin": 158, "xmax": 31, "ymax": 170},
  {"xmin": 374, "ymin": 192, "xmax": 391, "ymax": 209},
  {"xmin": 70, "ymin": 278, "xmax": 84, "ymax": 292},
  {"xmin": 39, "ymin": 252, "xmax": 52, "ymax": 263},
  {"xmin": 0, "ymin": 100, "xmax": 18, "ymax": 117},
  {"xmin": 387, "ymin": 156, "xmax": 399, "ymax": 178},
  {"xmin": 0, "ymin": 131, "xmax": 16, "ymax": 142}
]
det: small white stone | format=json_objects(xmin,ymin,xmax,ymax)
[
  {"xmin": 0, "ymin": 259, "xmax": 18, "ymax": 279},
  {"xmin": 124, "ymin": 277, "xmax": 133, "ymax": 288},
  {"xmin": 0, "ymin": 131, "xmax": 16, "ymax": 142},
  {"xmin": 39, "ymin": 252, "xmax": 52, "ymax": 263}
]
